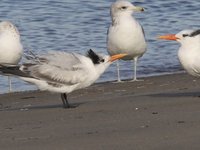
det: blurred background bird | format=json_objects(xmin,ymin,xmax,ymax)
[{"xmin": 0, "ymin": 21, "xmax": 23, "ymax": 92}]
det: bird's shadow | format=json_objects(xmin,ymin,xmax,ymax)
[{"xmin": 0, "ymin": 102, "xmax": 84, "ymax": 112}]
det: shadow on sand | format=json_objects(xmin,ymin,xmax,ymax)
[
  {"xmin": 148, "ymin": 91, "xmax": 200, "ymax": 98},
  {"xmin": 0, "ymin": 102, "xmax": 85, "ymax": 112}
]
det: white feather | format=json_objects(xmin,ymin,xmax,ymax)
[
  {"xmin": 19, "ymin": 50, "xmax": 112, "ymax": 93},
  {"xmin": 0, "ymin": 21, "xmax": 23, "ymax": 64}
]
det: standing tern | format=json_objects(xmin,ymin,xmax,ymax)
[
  {"xmin": 0, "ymin": 21, "xmax": 23, "ymax": 92},
  {"xmin": 107, "ymin": 0, "xmax": 147, "ymax": 82},
  {"xmin": 0, "ymin": 49, "xmax": 126, "ymax": 108},
  {"xmin": 159, "ymin": 29, "xmax": 200, "ymax": 77}
]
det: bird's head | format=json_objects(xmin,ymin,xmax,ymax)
[
  {"xmin": 87, "ymin": 49, "xmax": 127, "ymax": 65},
  {"xmin": 87, "ymin": 49, "xmax": 127, "ymax": 75},
  {"xmin": 0, "ymin": 21, "xmax": 20, "ymax": 39},
  {"xmin": 0, "ymin": 21, "xmax": 16, "ymax": 31},
  {"xmin": 111, "ymin": 0, "xmax": 144, "ymax": 17},
  {"xmin": 158, "ymin": 29, "xmax": 200, "ymax": 45}
]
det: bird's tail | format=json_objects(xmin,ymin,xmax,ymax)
[{"xmin": 0, "ymin": 64, "xmax": 30, "ymax": 78}]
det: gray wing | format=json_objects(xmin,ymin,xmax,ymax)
[
  {"xmin": 140, "ymin": 24, "xmax": 146, "ymax": 38},
  {"xmin": 25, "ymin": 51, "xmax": 82, "ymax": 69},
  {"xmin": 23, "ymin": 51, "xmax": 90, "ymax": 85}
]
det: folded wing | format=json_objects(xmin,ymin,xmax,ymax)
[{"xmin": 1, "ymin": 51, "xmax": 91, "ymax": 86}]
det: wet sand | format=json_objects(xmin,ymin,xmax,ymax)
[{"xmin": 1, "ymin": 73, "xmax": 200, "ymax": 150}]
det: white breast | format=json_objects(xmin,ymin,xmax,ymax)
[
  {"xmin": 0, "ymin": 32, "xmax": 23, "ymax": 64},
  {"xmin": 178, "ymin": 40, "xmax": 200, "ymax": 77},
  {"xmin": 107, "ymin": 17, "xmax": 146, "ymax": 60}
]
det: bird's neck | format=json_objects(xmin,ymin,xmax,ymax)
[
  {"xmin": 112, "ymin": 15, "xmax": 136, "ymax": 26},
  {"xmin": 95, "ymin": 63, "xmax": 110, "ymax": 78},
  {"xmin": 180, "ymin": 38, "xmax": 200, "ymax": 51}
]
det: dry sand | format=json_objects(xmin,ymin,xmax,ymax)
[{"xmin": 1, "ymin": 73, "xmax": 200, "ymax": 150}]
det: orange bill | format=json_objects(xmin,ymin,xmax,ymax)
[
  {"xmin": 158, "ymin": 34, "xmax": 179, "ymax": 41},
  {"xmin": 109, "ymin": 54, "xmax": 127, "ymax": 62}
]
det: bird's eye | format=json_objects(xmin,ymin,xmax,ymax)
[
  {"xmin": 100, "ymin": 59, "xmax": 105, "ymax": 62},
  {"xmin": 183, "ymin": 34, "xmax": 189, "ymax": 37},
  {"xmin": 121, "ymin": 6, "xmax": 127, "ymax": 10}
]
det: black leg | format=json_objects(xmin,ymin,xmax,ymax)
[{"xmin": 61, "ymin": 93, "xmax": 70, "ymax": 108}]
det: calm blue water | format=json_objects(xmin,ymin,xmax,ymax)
[{"xmin": 0, "ymin": 0, "xmax": 199, "ymax": 93}]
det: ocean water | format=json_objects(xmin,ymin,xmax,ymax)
[{"xmin": 0, "ymin": 0, "xmax": 199, "ymax": 93}]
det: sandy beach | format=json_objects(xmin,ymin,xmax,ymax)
[{"xmin": 1, "ymin": 73, "xmax": 200, "ymax": 150}]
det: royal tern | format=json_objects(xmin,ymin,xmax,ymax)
[
  {"xmin": 0, "ymin": 49, "xmax": 126, "ymax": 108},
  {"xmin": 159, "ymin": 29, "xmax": 200, "ymax": 77},
  {"xmin": 0, "ymin": 21, "xmax": 23, "ymax": 92},
  {"xmin": 107, "ymin": 0, "xmax": 147, "ymax": 82}
]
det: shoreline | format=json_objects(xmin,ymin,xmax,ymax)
[
  {"xmin": 1, "ymin": 72, "xmax": 200, "ymax": 150},
  {"xmin": 1, "ymin": 71, "xmax": 185, "ymax": 95}
]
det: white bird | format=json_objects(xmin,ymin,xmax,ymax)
[
  {"xmin": 0, "ymin": 21, "xmax": 23, "ymax": 92},
  {"xmin": 107, "ymin": 0, "xmax": 147, "ymax": 82},
  {"xmin": 0, "ymin": 49, "xmax": 126, "ymax": 108},
  {"xmin": 159, "ymin": 29, "xmax": 200, "ymax": 77}
]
